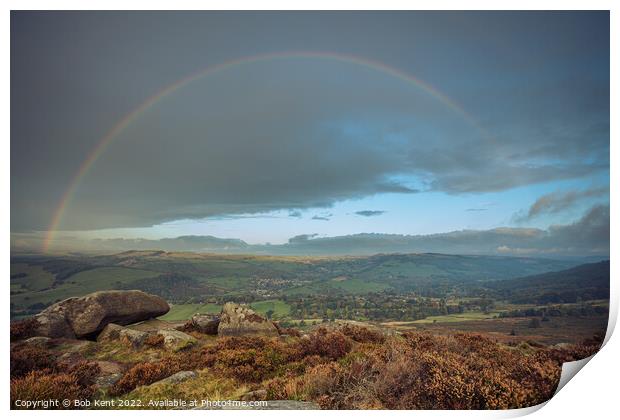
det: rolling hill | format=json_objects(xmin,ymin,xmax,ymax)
[
  {"xmin": 484, "ymin": 260, "xmax": 610, "ymax": 304},
  {"xmin": 10, "ymin": 251, "xmax": 583, "ymax": 318}
]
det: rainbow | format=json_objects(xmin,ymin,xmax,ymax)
[{"xmin": 42, "ymin": 51, "xmax": 483, "ymax": 253}]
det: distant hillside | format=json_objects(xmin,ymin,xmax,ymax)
[
  {"xmin": 484, "ymin": 260, "xmax": 610, "ymax": 304},
  {"xmin": 15, "ymin": 224, "xmax": 609, "ymax": 258},
  {"xmin": 11, "ymin": 251, "xmax": 582, "ymax": 317}
]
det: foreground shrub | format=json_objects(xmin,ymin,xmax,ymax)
[
  {"xmin": 177, "ymin": 320, "xmax": 196, "ymax": 333},
  {"xmin": 124, "ymin": 371, "xmax": 247, "ymax": 404},
  {"xmin": 293, "ymin": 328, "xmax": 352, "ymax": 360},
  {"xmin": 216, "ymin": 345, "xmax": 289, "ymax": 382},
  {"xmin": 107, "ymin": 326, "xmax": 600, "ymax": 407},
  {"xmin": 273, "ymin": 322, "xmax": 302, "ymax": 337},
  {"xmin": 110, "ymin": 331, "xmax": 354, "ymax": 395},
  {"xmin": 339, "ymin": 324, "xmax": 385, "ymax": 344},
  {"xmin": 271, "ymin": 331, "xmax": 576, "ymax": 409},
  {"xmin": 109, "ymin": 360, "xmax": 181, "ymax": 396},
  {"xmin": 143, "ymin": 334, "xmax": 165, "ymax": 348},
  {"xmin": 109, "ymin": 345, "xmax": 206, "ymax": 396},
  {"xmin": 204, "ymin": 336, "xmax": 293, "ymax": 382},
  {"xmin": 10, "ymin": 345, "xmax": 56, "ymax": 379},
  {"xmin": 65, "ymin": 361, "xmax": 102, "ymax": 388},
  {"xmin": 10, "ymin": 362, "xmax": 100, "ymax": 409},
  {"xmin": 10, "ymin": 318, "xmax": 40, "ymax": 341}
]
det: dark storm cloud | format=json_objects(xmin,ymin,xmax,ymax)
[
  {"xmin": 514, "ymin": 187, "xmax": 609, "ymax": 222},
  {"xmin": 10, "ymin": 11, "xmax": 609, "ymax": 231},
  {"xmin": 355, "ymin": 210, "xmax": 386, "ymax": 217}
]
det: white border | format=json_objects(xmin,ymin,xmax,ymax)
[{"xmin": 3, "ymin": 2, "xmax": 617, "ymax": 419}]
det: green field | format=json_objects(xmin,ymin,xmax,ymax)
[
  {"xmin": 11, "ymin": 266, "xmax": 157, "ymax": 309},
  {"xmin": 328, "ymin": 277, "xmax": 387, "ymax": 293},
  {"xmin": 407, "ymin": 311, "xmax": 501, "ymax": 324},
  {"xmin": 10, "ymin": 263, "xmax": 55, "ymax": 293},
  {"xmin": 10, "ymin": 251, "xmax": 601, "ymax": 321},
  {"xmin": 250, "ymin": 300, "xmax": 292, "ymax": 318},
  {"xmin": 203, "ymin": 276, "xmax": 249, "ymax": 291},
  {"xmin": 159, "ymin": 303, "xmax": 223, "ymax": 321}
]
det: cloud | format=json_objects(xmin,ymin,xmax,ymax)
[
  {"xmin": 16, "ymin": 205, "xmax": 608, "ymax": 258},
  {"xmin": 355, "ymin": 210, "xmax": 386, "ymax": 217},
  {"xmin": 10, "ymin": 13, "xmax": 609, "ymax": 232},
  {"xmin": 288, "ymin": 233, "xmax": 318, "ymax": 243},
  {"xmin": 204, "ymin": 213, "xmax": 282, "ymax": 221},
  {"xmin": 466, "ymin": 208, "xmax": 487, "ymax": 212},
  {"xmin": 311, "ymin": 214, "xmax": 332, "ymax": 221},
  {"xmin": 282, "ymin": 205, "xmax": 609, "ymax": 257},
  {"xmin": 515, "ymin": 187, "xmax": 608, "ymax": 222},
  {"xmin": 288, "ymin": 210, "xmax": 302, "ymax": 218}
]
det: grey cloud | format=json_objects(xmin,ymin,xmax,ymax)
[
  {"xmin": 288, "ymin": 210, "xmax": 302, "ymax": 218},
  {"xmin": 466, "ymin": 208, "xmax": 487, "ymax": 212},
  {"xmin": 10, "ymin": 12, "xmax": 609, "ymax": 231},
  {"xmin": 515, "ymin": 187, "xmax": 608, "ymax": 222},
  {"xmin": 288, "ymin": 233, "xmax": 318, "ymax": 243},
  {"xmin": 355, "ymin": 210, "xmax": 386, "ymax": 217},
  {"xmin": 279, "ymin": 205, "xmax": 609, "ymax": 257}
]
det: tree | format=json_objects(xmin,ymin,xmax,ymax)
[{"xmin": 265, "ymin": 309, "xmax": 274, "ymax": 320}]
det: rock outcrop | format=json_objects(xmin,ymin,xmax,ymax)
[
  {"xmin": 97, "ymin": 323, "xmax": 123, "ymax": 342},
  {"xmin": 34, "ymin": 290, "xmax": 170, "ymax": 339},
  {"xmin": 94, "ymin": 361, "xmax": 123, "ymax": 388},
  {"xmin": 218, "ymin": 303, "xmax": 279, "ymax": 337},
  {"xmin": 98, "ymin": 323, "xmax": 194, "ymax": 351},
  {"xmin": 119, "ymin": 328, "xmax": 149, "ymax": 348},
  {"xmin": 23, "ymin": 336, "xmax": 51, "ymax": 348},
  {"xmin": 34, "ymin": 311, "xmax": 76, "ymax": 339},
  {"xmin": 190, "ymin": 313, "xmax": 220, "ymax": 334},
  {"xmin": 157, "ymin": 329, "xmax": 196, "ymax": 351},
  {"xmin": 129, "ymin": 318, "xmax": 180, "ymax": 333}
]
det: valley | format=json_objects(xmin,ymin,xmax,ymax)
[{"xmin": 10, "ymin": 251, "xmax": 609, "ymax": 346}]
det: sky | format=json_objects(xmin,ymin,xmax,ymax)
[{"xmin": 10, "ymin": 11, "xmax": 610, "ymax": 255}]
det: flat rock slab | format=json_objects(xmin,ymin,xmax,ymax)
[
  {"xmin": 129, "ymin": 319, "xmax": 181, "ymax": 332},
  {"xmin": 34, "ymin": 290, "xmax": 169, "ymax": 338},
  {"xmin": 195, "ymin": 400, "xmax": 320, "ymax": 410},
  {"xmin": 119, "ymin": 328, "xmax": 149, "ymax": 348},
  {"xmin": 157, "ymin": 329, "xmax": 197, "ymax": 351}
]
